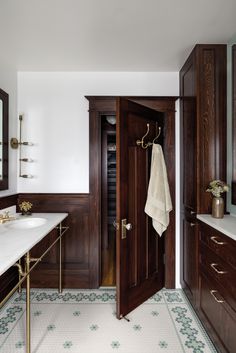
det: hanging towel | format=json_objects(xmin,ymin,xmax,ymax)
[{"xmin": 145, "ymin": 144, "xmax": 172, "ymax": 236}]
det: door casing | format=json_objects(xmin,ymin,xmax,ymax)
[{"xmin": 86, "ymin": 96, "xmax": 177, "ymax": 289}]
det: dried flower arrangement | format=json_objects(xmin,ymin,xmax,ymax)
[
  {"xmin": 19, "ymin": 201, "xmax": 33, "ymax": 215},
  {"xmin": 206, "ymin": 180, "xmax": 229, "ymax": 198}
]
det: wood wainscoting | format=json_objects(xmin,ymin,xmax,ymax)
[
  {"xmin": 0, "ymin": 193, "xmax": 95, "ymax": 299},
  {"xmin": 17, "ymin": 194, "xmax": 93, "ymax": 289}
]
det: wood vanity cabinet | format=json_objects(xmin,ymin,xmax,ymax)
[
  {"xmin": 180, "ymin": 44, "xmax": 227, "ymax": 306},
  {"xmin": 199, "ymin": 222, "xmax": 236, "ymax": 353}
]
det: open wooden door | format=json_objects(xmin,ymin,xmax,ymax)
[{"xmin": 116, "ymin": 98, "xmax": 165, "ymax": 319}]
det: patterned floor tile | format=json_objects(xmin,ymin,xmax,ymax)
[{"xmin": 0, "ymin": 289, "xmax": 217, "ymax": 353}]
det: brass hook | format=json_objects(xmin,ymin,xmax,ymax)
[
  {"xmin": 136, "ymin": 123, "xmax": 152, "ymax": 149},
  {"xmin": 153, "ymin": 123, "xmax": 161, "ymax": 144}
]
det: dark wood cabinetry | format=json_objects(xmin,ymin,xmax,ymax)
[
  {"xmin": 199, "ymin": 223, "xmax": 236, "ymax": 353},
  {"xmin": 180, "ymin": 44, "xmax": 227, "ymax": 305}
]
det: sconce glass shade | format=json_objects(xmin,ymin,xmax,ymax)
[{"xmin": 106, "ymin": 115, "xmax": 116, "ymax": 125}]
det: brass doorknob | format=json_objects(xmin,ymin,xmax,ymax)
[
  {"xmin": 121, "ymin": 219, "xmax": 132, "ymax": 239},
  {"xmin": 125, "ymin": 223, "xmax": 132, "ymax": 231}
]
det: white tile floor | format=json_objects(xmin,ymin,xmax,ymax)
[{"xmin": 0, "ymin": 289, "xmax": 217, "ymax": 353}]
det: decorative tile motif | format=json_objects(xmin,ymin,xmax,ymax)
[
  {"xmin": 33, "ymin": 310, "xmax": 42, "ymax": 317},
  {"xmin": 185, "ymin": 339, "xmax": 205, "ymax": 353},
  {"xmin": 15, "ymin": 341, "xmax": 25, "ymax": 349},
  {"xmin": 149, "ymin": 292, "xmax": 163, "ymax": 302},
  {"xmin": 63, "ymin": 341, "xmax": 73, "ymax": 349},
  {"xmin": 171, "ymin": 306, "xmax": 207, "ymax": 353},
  {"xmin": 73, "ymin": 311, "xmax": 81, "ymax": 316},
  {"xmin": 159, "ymin": 340, "xmax": 168, "ymax": 348},
  {"xmin": 164, "ymin": 291, "xmax": 183, "ymax": 303},
  {"xmin": 47, "ymin": 324, "xmax": 56, "ymax": 331},
  {"xmin": 111, "ymin": 341, "xmax": 120, "ymax": 349},
  {"xmin": 13, "ymin": 291, "xmax": 36, "ymax": 303},
  {"xmin": 34, "ymin": 290, "xmax": 116, "ymax": 303},
  {"xmin": 133, "ymin": 324, "xmax": 142, "ymax": 331},
  {"xmin": 0, "ymin": 306, "xmax": 23, "ymax": 335},
  {"xmin": 151, "ymin": 310, "xmax": 159, "ymax": 316},
  {"xmin": 90, "ymin": 324, "xmax": 99, "ymax": 331}
]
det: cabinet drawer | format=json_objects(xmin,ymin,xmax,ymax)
[
  {"xmin": 200, "ymin": 243, "xmax": 236, "ymax": 313},
  {"xmin": 200, "ymin": 223, "xmax": 236, "ymax": 270},
  {"xmin": 200, "ymin": 272, "xmax": 236, "ymax": 353}
]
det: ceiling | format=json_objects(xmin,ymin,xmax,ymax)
[{"xmin": 1, "ymin": 0, "xmax": 236, "ymax": 71}]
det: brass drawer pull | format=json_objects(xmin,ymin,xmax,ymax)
[
  {"xmin": 210, "ymin": 263, "xmax": 227, "ymax": 274},
  {"xmin": 210, "ymin": 290, "xmax": 225, "ymax": 303},
  {"xmin": 210, "ymin": 236, "xmax": 226, "ymax": 245}
]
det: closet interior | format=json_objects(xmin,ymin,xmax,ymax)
[{"xmin": 101, "ymin": 114, "xmax": 116, "ymax": 286}]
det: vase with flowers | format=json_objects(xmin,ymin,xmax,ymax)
[
  {"xmin": 206, "ymin": 180, "xmax": 229, "ymax": 218},
  {"xmin": 19, "ymin": 201, "xmax": 33, "ymax": 216}
]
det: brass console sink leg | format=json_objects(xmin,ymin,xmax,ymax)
[
  {"xmin": 18, "ymin": 259, "xmax": 22, "ymax": 293},
  {"xmin": 25, "ymin": 252, "xmax": 31, "ymax": 353},
  {"xmin": 59, "ymin": 222, "xmax": 62, "ymax": 293}
]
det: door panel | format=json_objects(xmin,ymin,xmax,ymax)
[{"xmin": 116, "ymin": 98, "xmax": 165, "ymax": 318}]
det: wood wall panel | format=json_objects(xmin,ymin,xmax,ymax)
[
  {"xmin": 17, "ymin": 193, "xmax": 91, "ymax": 288},
  {"xmin": 197, "ymin": 45, "xmax": 227, "ymax": 214}
]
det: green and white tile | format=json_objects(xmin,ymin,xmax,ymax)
[{"xmin": 0, "ymin": 289, "xmax": 217, "ymax": 353}]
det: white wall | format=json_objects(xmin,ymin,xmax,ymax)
[
  {"xmin": 18, "ymin": 72, "xmax": 178, "ymax": 193},
  {"xmin": 0, "ymin": 64, "xmax": 18, "ymax": 196}
]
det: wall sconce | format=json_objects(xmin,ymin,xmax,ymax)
[{"xmin": 10, "ymin": 114, "xmax": 34, "ymax": 178}]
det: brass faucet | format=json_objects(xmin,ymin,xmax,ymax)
[{"xmin": 0, "ymin": 211, "xmax": 15, "ymax": 224}]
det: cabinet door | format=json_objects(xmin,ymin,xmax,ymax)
[
  {"xmin": 182, "ymin": 217, "xmax": 198, "ymax": 304},
  {"xmin": 200, "ymin": 271, "xmax": 236, "ymax": 353},
  {"xmin": 180, "ymin": 53, "xmax": 197, "ymax": 211}
]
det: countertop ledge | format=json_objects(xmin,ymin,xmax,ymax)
[
  {"xmin": 0, "ymin": 213, "xmax": 68, "ymax": 276},
  {"xmin": 197, "ymin": 214, "xmax": 236, "ymax": 242}
]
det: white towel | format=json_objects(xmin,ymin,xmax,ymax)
[{"xmin": 144, "ymin": 144, "xmax": 172, "ymax": 236}]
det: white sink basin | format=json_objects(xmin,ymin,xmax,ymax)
[{"xmin": 6, "ymin": 217, "xmax": 47, "ymax": 230}]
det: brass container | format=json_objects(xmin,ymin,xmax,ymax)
[{"xmin": 212, "ymin": 197, "xmax": 224, "ymax": 218}]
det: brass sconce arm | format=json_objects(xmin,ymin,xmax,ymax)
[{"xmin": 10, "ymin": 114, "xmax": 34, "ymax": 178}]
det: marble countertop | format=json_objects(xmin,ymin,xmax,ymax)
[
  {"xmin": 0, "ymin": 213, "xmax": 68, "ymax": 276},
  {"xmin": 197, "ymin": 214, "xmax": 236, "ymax": 242}
]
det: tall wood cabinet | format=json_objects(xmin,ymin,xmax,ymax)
[{"xmin": 180, "ymin": 44, "xmax": 227, "ymax": 306}]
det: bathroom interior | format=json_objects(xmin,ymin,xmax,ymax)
[{"xmin": 0, "ymin": 2, "xmax": 236, "ymax": 353}]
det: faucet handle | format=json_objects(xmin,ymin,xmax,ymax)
[{"xmin": 3, "ymin": 211, "xmax": 10, "ymax": 218}]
